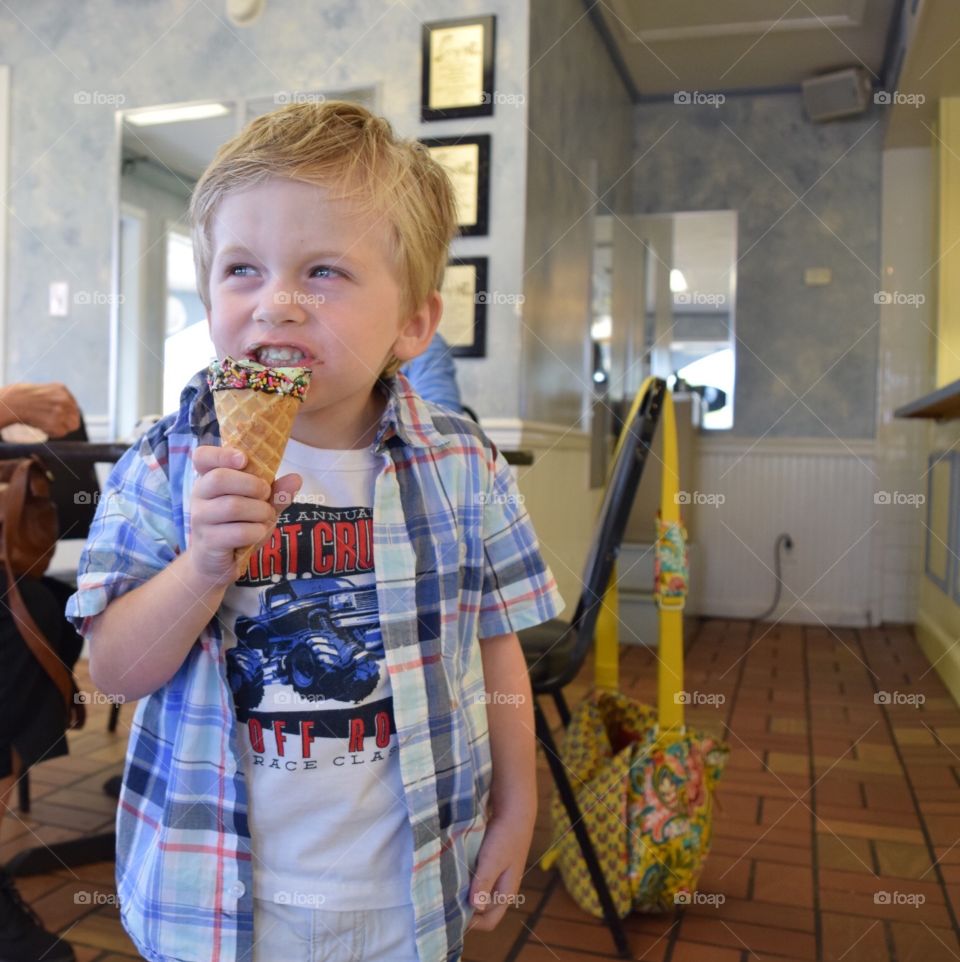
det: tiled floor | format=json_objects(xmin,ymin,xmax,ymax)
[{"xmin": 3, "ymin": 619, "xmax": 960, "ymax": 960}]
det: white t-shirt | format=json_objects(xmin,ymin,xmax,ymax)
[{"xmin": 220, "ymin": 438, "xmax": 413, "ymax": 910}]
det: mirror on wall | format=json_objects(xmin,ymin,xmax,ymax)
[
  {"xmin": 637, "ymin": 210, "xmax": 737, "ymax": 430},
  {"xmin": 664, "ymin": 210, "xmax": 736, "ymax": 430},
  {"xmin": 109, "ymin": 88, "xmax": 377, "ymax": 440},
  {"xmin": 591, "ymin": 209, "xmax": 736, "ymax": 430}
]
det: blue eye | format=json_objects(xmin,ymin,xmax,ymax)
[
  {"xmin": 228, "ymin": 264, "xmax": 255, "ymax": 277},
  {"xmin": 311, "ymin": 265, "xmax": 343, "ymax": 279}
]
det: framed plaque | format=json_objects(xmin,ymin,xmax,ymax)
[
  {"xmin": 439, "ymin": 257, "xmax": 487, "ymax": 357},
  {"xmin": 421, "ymin": 134, "xmax": 490, "ymax": 236},
  {"xmin": 421, "ymin": 15, "xmax": 495, "ymax": 121}
]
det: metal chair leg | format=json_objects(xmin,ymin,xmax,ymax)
[
  {"xmin": 534, "ymin": 701, "xmax": 630, "ymax": 958},
  {"xmin": 553, "ymin": 689, "xmax": 572, "ymax": 728},
  {"xmin": 17, "ymin": 771, "xmax": 29, "ymax": 814}
]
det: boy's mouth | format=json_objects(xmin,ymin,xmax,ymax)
[{"xmin": 247, "ymin": 344, "xmax": 311, "ymax": 366}]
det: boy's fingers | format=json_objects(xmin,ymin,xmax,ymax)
[
  {"xmin": 193, "ymin": 445, "xmax": 246, "ymax": 475},
  {"xmin": 195, "ymin": 468, "xmax": 270, "ymax": 502},
  {"xmin": 469, "ymin": 866, "xmax": 497, "ymax": 914},
  {"xmin": 271, "ymin": 473, "xmax": 302, "ymax": 509}
]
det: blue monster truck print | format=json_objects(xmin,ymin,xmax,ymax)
[{"xmin": 225, "ymin": 578, "xmax": 384, "ymax": 717}]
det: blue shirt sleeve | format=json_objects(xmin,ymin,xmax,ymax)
[
  {"xmin": 65, "ymin": 438, "xmax": 180, "ymax": 631},
  {"xmin": 401, "ymin": 332, "xmax": 464, "ymax": 413}
]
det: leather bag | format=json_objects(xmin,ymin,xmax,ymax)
[{"xmin": 0, "ymin": 456, "xmax": 85, "ymax": 733}]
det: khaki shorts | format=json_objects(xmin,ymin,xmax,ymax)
[{"xmin": 251, "ymin": 896, "xmax": 420, "ymax": 962}]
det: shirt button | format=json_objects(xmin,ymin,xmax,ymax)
[{"xmin": 229, "ymin": 881, "xmax": 245, "ymax": 898}]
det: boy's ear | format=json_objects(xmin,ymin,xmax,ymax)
[{"xmin": 391, "ymin": 290, "xmax": 443, "ymax": 364}]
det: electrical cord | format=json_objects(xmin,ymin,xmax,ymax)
[{"xmin": 756, "ymin": 533, "xmax": 794, "ymax": 622}]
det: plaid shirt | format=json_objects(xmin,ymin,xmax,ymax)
[{"xmin": 66, "ymin": 371, "xmax": 563, "ymax": 962}]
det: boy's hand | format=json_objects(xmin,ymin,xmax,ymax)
[
  {"xmin": 466, "ymin": 810, "xmax": 535, "ymax": 932},
  {"xmin": 188, "ymin": 445, "xmax": 301, "ymax": 586}
]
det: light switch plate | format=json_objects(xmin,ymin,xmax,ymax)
[{"xmin": 49, "ymin": 281, "xmax": 69, "ymax": 316}]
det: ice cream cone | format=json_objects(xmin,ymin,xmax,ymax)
[
  {"xmin": 213, "ymin": 388, "xmax": 300, "ymax": 489},
  {"xmin": 208, "ymin": 357, "xmax": 312, "ymax": 570}
]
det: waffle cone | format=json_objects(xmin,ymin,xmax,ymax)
[{"xmin": 213, "ymin": 388, "xmax": 300, "ymax": 568}]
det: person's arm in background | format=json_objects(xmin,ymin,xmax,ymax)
[
  {"xmin": 0, "ymin": 382, "xmax": 81, "ymax": 437},
  {"xmin": 401, "ymin": 331, "xmax": 464, "ymax": 413}
]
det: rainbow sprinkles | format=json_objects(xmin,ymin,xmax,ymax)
[{"xmin": 208, "ymin": 356, "xmax": 312, "ymax": 400}]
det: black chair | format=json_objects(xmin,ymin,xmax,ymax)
[{"xmin": 519, "ymin": 377, "xmax": 666, "ymax": 959}]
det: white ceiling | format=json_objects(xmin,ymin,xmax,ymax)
[
  {"xmin": 122, "ymin": 105, "xmax": 239, "ymax": 183},
  {"xmin": 594, "ymin": 0, "xmax": 899, "ymax": 97},
  {"xmin": 120, "ymin": 88, "xmax": 378, "ymax": 184}
]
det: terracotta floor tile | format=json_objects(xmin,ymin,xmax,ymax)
[
  {"xmin": 678, "ymin": 914, "xmax": 817, "ymax": 958},
  {"xmin": 819, "ymin": 867, "xmax": 944, "ymax": 902},
  {"xmin": 11, "ymin": 622, "xmax": 960, "ymax": 962},
  {"xmin": 820, "ymin": 911, "xmax": 888, "ymax": 961},
  {"xmin": 514, "ymin": 942, "xmax": 659, "ymax": 962},
  {"xmin": 816, "ymin": 818, "xmax": 925, "ymax": 846},
  {"xmin": 753, "ymin": 861, "xmax": 814, "ymax": 908},
  {"xmin": 817, "ymin": 802, "xmax": 924, "ymax": 830},
  {"xmin": 670, "ymin": 941, "xmax": 742, "ymax": 962},
  {"xmin": 815, "ymin": 776, "xmax": 866, "ymax": 808},
  {"xmin": 712, "ymin": 834, "xmax": 813, "ymax": 867},
  {"xmin": 889, "ymin": 920, "xmax": 960, "ymax": 961},
  {"xmin": 818, "ymin": 837, "xmax": 877, "ymax": 879},
  {"xmin": 530, "ymin": 915, "xmax": 646, "ymax": 956},
  {"xmin": 685, "ymin": 893, "xmax": 815, "ymax": 933},
  {"xmin": 713, "ymin": 789, "xmax": 761, "ymax": 819},
  {"xmin": 873, "ymin": 840, "xmax": 937, "ymax": 880},
  {"xmin": 696, "ymin": 853, "xmax": 752, "ymax": 900},
  {"xmin": 861, "ymin": 780, "xmax": 916, "ymax": 812},
  {"xmin": 714, "ymin": 815, "xmax": 813, "ymax": 850},
  {"xmin": 923, "ymin": 814, "xmax": 960, "ymax": 845},
  {"xmin": 821, "ymin": 886, "xmax": 952, "ymax": 926}
]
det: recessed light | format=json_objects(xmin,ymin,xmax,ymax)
[{"xmin": 126, "ymin": 103, "xmax": 232, "ymax": 126}]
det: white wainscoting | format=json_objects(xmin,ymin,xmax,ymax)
[
  {"xmin": 692, "ymin": 435, "xmax": 878, "ymax": 627},
  {"xmin": 84, "ymin": 414, "xmax": 110, "ymax": 442}
]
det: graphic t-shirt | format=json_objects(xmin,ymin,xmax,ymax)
[{"xmin": 220, "ymin": 439, "xmax": 413, "ymax": 910}]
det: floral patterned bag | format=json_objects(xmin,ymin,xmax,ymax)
[
  {"xmin": 551, "ymin": 387, "xmax": 728, "ymax": 916},
  {"xmin": 551, "ymin": 692, "xmax": 727, "ymax": 916}
]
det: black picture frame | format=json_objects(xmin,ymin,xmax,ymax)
[
  {"xmin": 421, "ymin": 15, "xmax": 496, "ymax": 121},
  {"xmin": 420, "ymin": 134, "xmax": 490, "ymax": 236},
  {"xmin": 440, "ymin": 256, "xmax": 488, "ymax": 357}
]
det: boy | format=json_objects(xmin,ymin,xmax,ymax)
[{"xmin": 66, "ymin": 101, "xmax": 563, "ymax": 962}]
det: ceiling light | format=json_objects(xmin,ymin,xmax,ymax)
[
  {"xmin": 126, "ymin": 103, "xmax": 231, "ymax": 126},
  {"xmin": 670, "ymin": 269, "xmax": 687, "ymax": 293},
  {"xmin": 227, "ymin": 0, "xmax": 266, "ymax": 26}
]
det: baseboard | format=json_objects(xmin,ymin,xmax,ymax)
[
  {"xmin": 915, "ymin": 609, "xmax": 960, "ymax": 707},
  {"xmin": 694, "ymin": 598, "xmax": 871, "ymax": 627}
]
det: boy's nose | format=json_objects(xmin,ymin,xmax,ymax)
[{"xmin": 253, "ymin": 286, "xmax": 310, "ymax": 325}]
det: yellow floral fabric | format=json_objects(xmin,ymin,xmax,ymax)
[{"xmin": 552, "ymin": 691, "xmax": 728, "ymax": 917}]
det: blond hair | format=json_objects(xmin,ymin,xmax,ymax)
[{"xmin": 189, "ymin": 101, "xmax": 458, "ymax": 376}]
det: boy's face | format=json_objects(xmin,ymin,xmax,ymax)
[{"xmin": 206, "ymin": 177, "xmax": 439, "ymax": 447}]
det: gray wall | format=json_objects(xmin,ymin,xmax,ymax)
[
  {"xmin": 1, "ymin": 0, "xmax": 529, "ymax": 422},
  {"xmin": 521, "ymin": 0, "xmax": 634, "ymax": 426},
  {"xmin": 633, "ymin": 92, "xmax": 884, "ymax": 438}
]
